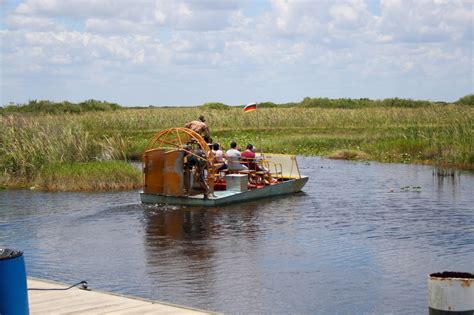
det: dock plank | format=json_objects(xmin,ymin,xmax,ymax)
[
  {"xmin": 66, "ymin": 301, "xmax": 146, "ymax": 314},
  {"xmin": 27, "ymin": 278, "xmax": 214, "ymax": 315}
]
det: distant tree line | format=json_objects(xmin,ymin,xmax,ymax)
[
  {"xmin": 2, "ymin": 94, "xmax": 472, "ymax": 113},
  {"xmin": 1, "ymin": 99, "xmax": 121, "ymax": 114},
  {"xmin": 201, "ymin": 94, "xmax": 473, "ymax": 109},
  {"xmin": 456, "ymin": 94, "xmax": 474, "ymax": 106},
  {"xmin": 255, "ymin": 94, "xmax": 473, "ymax": 109}
]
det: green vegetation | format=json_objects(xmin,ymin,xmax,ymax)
[
  {"xmin": 1, "ymin": 99, "xmax": 121, "ymax": 114},
  {"xmin": 256, "ymin": 102, "xmax": 278, "ymax": 108},
  {"xmin": 327, "ymin": 150, "xmax": 370, "ymax": 160},
  {"xmin": 456, "ymin": 94, "xmax": 474, "ymax": 106},
  {"xmin": 200, "ymin": 102, "xmax": 230, "ymax": 110},
  {"xmin": 297, "ymin": 97, "xmax": 434, "ymax": 108},
  {"xmin": 1, "ymin": 95, "xmax": 473, "ymax": 191},
  {"xmin": 35, "ymin": 161, "xmax": 141, "ymax": 191}
]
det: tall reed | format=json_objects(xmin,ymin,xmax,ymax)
[
  {"xmin": 0, "ymin": 114, "xmax": 126, "ymax": 182},
  {"xmin": 1, "ymin": 104, "xmax": 472, "ymax": 189}
]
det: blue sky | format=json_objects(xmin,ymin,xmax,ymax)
[{"xmin": 1, "ymin": 0, "xmax": 472, "ymax": 106}]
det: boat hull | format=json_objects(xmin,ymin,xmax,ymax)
[{"xmin": 140, "ymin": 176, "xmax": 309, "ymax": 206}]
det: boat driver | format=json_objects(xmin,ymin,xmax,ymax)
[
  {"xmin": 184, "ymin": 146, "xmax": 210, "ymax": 199},
  {"xmin": 184, "ymin": 115, "xmax": 210, "ymax": 137}
]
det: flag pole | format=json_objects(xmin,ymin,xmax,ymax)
[
  {"xmin": 256, "ymin": 102, "xmax": 262, "ymax": 153},
  {"xmin": 244, "ymin": 102, "xmax": 261, "ymax": 152}
]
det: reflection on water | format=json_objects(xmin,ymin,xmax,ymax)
[{"xmin": 1, "ymin": 158, "xmax": 473, "ymax": 314}]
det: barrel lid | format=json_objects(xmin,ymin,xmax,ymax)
[
  {"xmin": 430, "ymin": 271, "xmax": 474, "ymax": 279},
  {"xmin": 0, "ymin": 248, "xmax": 23, "ymax": 260}
]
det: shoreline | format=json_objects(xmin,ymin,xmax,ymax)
[{"xmin": 1, "ymin": 155, "xmax": 472, "ymax": 191}]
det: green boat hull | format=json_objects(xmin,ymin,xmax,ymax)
[{"xmin": 140, "ymin": 176, "xmax": 309, "ymax": 206}]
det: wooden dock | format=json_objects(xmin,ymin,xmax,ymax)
[{"xmin": 27, "ymin": 278, "xmax": 214, "ymax": 314}]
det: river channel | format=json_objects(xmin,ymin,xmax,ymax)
[{"xmin": 1, "ymin": 157, "xmax": 473, "ymax": 314}]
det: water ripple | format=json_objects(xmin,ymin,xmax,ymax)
[{"xmin": 1, "ymin": 158, "xmax": 473, "ymax": 314}]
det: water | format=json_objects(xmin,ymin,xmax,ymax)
[{"xmin": 1, "ymin": 157, "xmax": 473, "ymax": 314}]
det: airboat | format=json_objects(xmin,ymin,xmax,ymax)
[{"xmin": 140, "ymin": 128, "xmax": 308, "ymax": 206}]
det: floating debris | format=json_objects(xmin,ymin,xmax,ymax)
[{"xmin": 400, "ymin": 185, "xmax": 422, "ymax": 192}]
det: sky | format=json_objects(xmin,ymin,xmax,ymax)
[{"xmin": 0, "ymin": 0, "xmax": 473, "ymax": 106}]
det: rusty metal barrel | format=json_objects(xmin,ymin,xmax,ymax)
[{"xmin": 428, "ymin": 271, "xmax": 474, "ymax": 314}]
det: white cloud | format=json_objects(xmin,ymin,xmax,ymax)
[
  {"xmin": 154, "ymin": 9, "xmax": 166, "ymax": 24},
  {"xmin": 1, "ymin": 0, "xmax": 472, "ymax": 105},
  {"xmin": 330, "ymin": 4, "xmax": 359, "ymax": 23},
  {"xmin": 378, "ymin": 0, "xmax": 473, "ymax": 43},
  {"xmin": 12, "ymin": 0, "xmax": 245, "ymax": 32},
  {"xmin": 85, "ymin": 18, "xmax": 154, "ymax": 35},
  {"xmin": 49, "ymin": 53, "xmax": 72, "ymax": 65},
  {"xmin": 6, "ymin": 14, "xmax": 64, "ymax": 31},
  {"xmin": 15, "ymin": 0, "xmax": 147, "ymax": 19}
]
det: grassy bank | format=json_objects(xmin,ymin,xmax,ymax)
[
  {"xmin": 1, "ymin": 97, "xmax": 473, "ymax": 190},
  {"xmin": 34, "ymin": 161, "xmax": 141, "ymax": 191}
]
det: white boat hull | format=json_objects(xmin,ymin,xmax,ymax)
[{"xmin": 140, "ymin": 176, "xmax": 309, "ymax": 206}]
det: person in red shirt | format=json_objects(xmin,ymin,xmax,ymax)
[{"xmin": 241, "ymin": 144, "xmax": 258, "ymax": 171}]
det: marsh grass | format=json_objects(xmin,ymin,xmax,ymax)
[
  {"xmin": 328, "ymin": 150, "xmax": 370, "ymax": 160},
  {"xmin": 1, "ymin": 115, "xmax": 97, "ymax": 178},
  {"xmin": 35, "ymin": 161, "xmax": 141, "ymax": 191},
  {"xmin": 0, "ymin": 114, "xmax": 129, "ymax": 188},
  {"xmin": 1, "ymin": 103, "xmax": 473, "ymax": 190}
]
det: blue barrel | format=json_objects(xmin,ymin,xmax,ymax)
[{"xmin": 0, "ymin": 248, "xmax": 29, "ymax": 315}]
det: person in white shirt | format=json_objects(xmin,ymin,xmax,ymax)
[
  {"xmin": 225, "ymin": 141, "xmax": 248, "ymax": 171},
  {"xmin": 212, "ymin": 143, "xmax": 227, "ymax": 170}
]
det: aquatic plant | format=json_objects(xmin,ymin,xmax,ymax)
[
  {"xmin": 0, "ymin": 114, "xmax": 128, "ymax": 187},
  {"xmin": 327, "ymin": 150, "xmax": 370, "ymax": 160}
]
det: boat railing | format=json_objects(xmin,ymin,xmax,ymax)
[
  {"xmin": 240, "ymin": 157, "xmax": 260, "ymax": 171},
  {"xmin": 239, "ymin": 157, "xmax": 284, "ymax": 183},
  {"xmin": 210, "ymin": 154, "xmax": 301, "ymax": 188},
  {"xmin": 261, "ymin": 160, "xmax": 283, "ymax": 181},
  {"xmin": 260, "ymin": 153, "xmax": 301, "ymax": 179}
]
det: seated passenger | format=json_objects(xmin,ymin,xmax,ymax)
[
  {"xmin": 204, "ymin": 135, "xmax": 213, "ymax": 150},
  {"xmin": 212, "ymin": 143, "xmax": 227, "ymax": 170},
  {"xmin": 225, "ymin": 141, "xmax": 248, "ymax": 171},
  {"xmin": 241, "ymin": 144, "xmax": 259, "ymax": 171}
]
